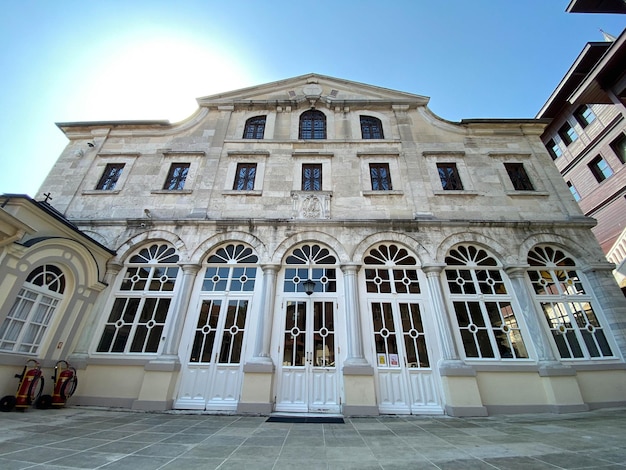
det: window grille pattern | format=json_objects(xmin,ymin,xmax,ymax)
[
  {"xmin": 364, "ymin": 244, "xmax": 420, "ymax": 294},
  {"xmin": 163, "ymin": 163, "xmax": 189, "ymax": 190},
  {"xmin": 372, "ymin": 302, "xmax": 397, "ymax": 366},
  {"xmin": 202, "ymin": 244, "xmax": 258, "ymax": 292},
  {"xmin": 233, "ymin": 163, "xmax": 257, "ymax": 190},
  {"xmin": 504, "ymin": 163, "xmax": 534, "ymax": 191},
  {"xmin": 243, "ymin": 116, "xmax": 266, "ymax": 139},
  {"xmin": 369, "ymin": 163, "xmax": 392, "ymax": 190},
  {"xmin": 189, "ymin": 299, "xmax": 249, "ymax": 364},
  {"xmin": 302, "ymin": 164, "xmax": 322, "ymax": 191},
  {"xmin": 527, "ymin": 246, "xmax": 613, "ymax": 359},
  {"xmin": 97, "ymin": 244, "xmax": 179, "ymax": 354},
  {"xmin": 283, "ymin": 301, "xmax": 306, "ymax": 366},
  {"xmin": 283, "ymin": 244, "xmax": 337, "ymax": 294},
  {"xmin": 299, "ymin": 110, "xmax": 326, "ymax": 139},
  {"xmin": 365, "ymin": 244, "xmax": 430, "ymax": 369},
  {"xmin": 371, "ymin": 302, "xmax": 430, "ymax": 368},
  {"xmin": 0, "ymin": 265, "xmax": 65, "ymax": 354},
  {"xmin": 445, "ymin": 245, "xmax": 528, "ymax": 359},
  {"xmin": 188, "ymin": 244, "xmax": 257, "ymax": 365},
  {"xmin": 360, "ymin": 116, "xmax": 384, "ymax": 139},
  {"xmin": 96, "ymin": 163, "xmax": 125, "ymax": 190},
  {"xmin": 282, "ymin": 301, "xmax": 335, "ymax": 367},
  {"xmin": 437, "ymin": 163, "xmax": 463, "ymax": 190}
]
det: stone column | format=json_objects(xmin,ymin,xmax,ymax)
[
  {"xmin": 423, "ymin": 263, "xmax": 486, "ymax": 416},
  {"xmin": 340, "ymin": 264, "xmax": 377, "ymax": 416},
  {"xmin": 505, "ymin": 266, "xmax": 586, "ymax": 413},
  {"xmin": 238, "ymin": 264, "xmax": 279, "ymax": 414},
  {"xmin": 249, "ymin": 264, "xmax": 280, "ymax": 364},
  {"xmin": 69, "ymin": 261, "xmax": 123, "ymax": 368},
  {"xmin": 158, "ymin": 263, "xmax": 201, "ymax": 360},
  {"xmin": 583, "ymin": 262, "xmax": 626, "ymax": 357},
  {"xmin": 505, "ymin": 266, "xmax": 557, "ymax": 364},
  {"xmin": 422, "ymin": 264, "xmax": 459, "ymax": 362},
  {"xmin": 341, "ymin": 264, "xmax": 369, "ymax": 366}
]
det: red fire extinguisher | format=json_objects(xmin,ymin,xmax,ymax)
[
  {"xmin": 0, "ymin": 359, "xmax": 44, "ymax": 412},
  {"xmin": 36, "ymin": 360, "xmax": 78, "ymax": 409}
]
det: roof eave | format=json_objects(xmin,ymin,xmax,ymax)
[
  {"xmin": 568, "ymin": 28, "xmax": 626, "ymax": 105},
  {"xmin": 536, "ymin": 42, "xmax": 611, "ymax": 118}
]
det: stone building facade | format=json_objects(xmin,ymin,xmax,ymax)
[{"xmin": 2, "ymin": 74, "xmax": 626, "ymax": 416}]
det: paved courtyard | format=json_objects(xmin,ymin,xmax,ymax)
[{"xmin": 1, "ymin": 406, "xmax": 626, "ymax": 469}]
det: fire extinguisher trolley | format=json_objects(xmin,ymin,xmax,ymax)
[
  {"xmin": 0, "ymin": 359, "xmax": 44, "ymax": 412},
  {"xmin": 36, "ymin": 360, "xmax": 78, "ymax": 409}
]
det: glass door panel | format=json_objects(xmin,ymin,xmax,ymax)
[
  {"xmin": 276, "ymin": 299, "xmax": 340, "ymax": 413},
  {"xmin": 190, "ymin": 300, "xmax": 221, "ymax": 363},
  {"xmin": 371, "ymin": 301, "xmax": 441, "ymax": 414},
  {"xmin": 283, "ymin": 301, "xmax": 306, "ymax": 366},
  {"xmin": 313, "ymin": 301, "xmax": 334, "ymax": 367},
  {"xmin": 175, "ymin": 297, "xmax": 250, "ymax": 410}
]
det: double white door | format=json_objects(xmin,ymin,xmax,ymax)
[
  {"xmin": 175, "ymin": 296, "xmax": 250, "ymax": 410},
  {"xmin": 274, "ymin": 299, "xmax": 341, "ymax": 413},
  {"xmin": 370, "ymin": 300, "xmax": 442, "ymax": 414}
]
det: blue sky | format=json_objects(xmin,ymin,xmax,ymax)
[{"xmin": 1, "ymin": 1, "xmax": 624, "ymax": 197}]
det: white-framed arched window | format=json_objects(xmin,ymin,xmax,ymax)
[
  {"xmin": 188, "ymin": 243, "xmax": 259, "ymax": 364},
  {"xmin": 364, "ymin": 244, "xmax": 431, "ymax": 369},
  {"xmin": 444, "ymin": 244, "xmax": 528, "ymax": 360},
  {"xmin": 0, "ymin": 265, "xmax": 65, "ymax": 354},
  {"xmin": 283, "ymin": 244, "xmax": 337, "ymax": 294},
  {"xmin": 526, "ymin": 245, "xmax": 614, "ymax": 359},
  {"xmin": 96, "ymin": 243, "xmax": 179, "ymax": 354}
]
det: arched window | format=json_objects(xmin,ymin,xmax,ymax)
[
  {"xmin": 299, "ymin": 110, "xmax": 326, "ymax": 139},
  {"xmin": 364, "ymin": 244, "xmax": 419, "ymax": 294},
  {"xmin": 444, "ymin": 244, "xmax": 528, "ymax": 360},
  {"xmin": 365, "ymin": 244, "xmax": 430, "ymax": 369},
  {"xmin": 281, "ymin": 244, "xmax": 337, "ymax": 369},
  {"xmin": 360, "ymin": 115, "xmax": 384, "ymax": 139},
  {"xmin": 526, "ymin": 246, "xmax": 613, "ymax": 359},
  {"xmin": 0, "ymin": 265, "xmax": 65, "ymax": 354},
  {"xmin": 283, "ymin": 244, "xmax": 337, "ymax": 294},
  {"xmin": 96, "ymin": 243, "xmax": 179, "ymax": 354},
  {"xmin": 243, "ymin": 116, "xmax": 266, "ymax": 139},
  {"xmin": 188, "ymin": 244, "xmax": 258, "ymax": 364},
  {"xmin": 201, "ymin": 244, "xmax": 258, "ymax": 293}
]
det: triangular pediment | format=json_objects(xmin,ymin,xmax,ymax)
[{"xmin": 196, "ymin": 73, "xmax": 429, "ymax": 109}]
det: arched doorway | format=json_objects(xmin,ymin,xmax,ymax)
[
  {"xmin": 175, "ymin": 243, "xmax": 259, "ymax": 410},
  {"xmin": 273, "ymin": 244, "xmax": 344, "ymax": 413},
  {"xmin": 362, "ymin": 244, "xmax": 442, "ymax": 414}
]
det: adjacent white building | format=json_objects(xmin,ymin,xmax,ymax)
[{"xmin": 2, "ymin": 74, "xmax": 625, "ymax": 416}]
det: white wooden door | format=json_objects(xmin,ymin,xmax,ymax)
[
  {"xmin": 174, "ymin": 297, "xmax": 250, "ymax": 410},
  {"xmin": 275, "ymin": 299, "xmax": 340, "ymax": 413},
  {"xmin": 371, "ymin": 301, "xmax": 442, "ymax": 414}
]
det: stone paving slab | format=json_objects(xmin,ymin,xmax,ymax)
[{"xmin": 0, "ymin": 407, "xmax": 626, "ymax": 469}]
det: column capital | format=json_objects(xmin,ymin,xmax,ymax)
[
  {"xmin": 504, "ymin": 265, "xmax": 530, "ymax": 278},
  {"xmin": 581, "ymin": 261, "xmax": 618, "ymax": 274},
  {"xmin": 340, "ymin": 263, "xmax": 361, "ymax": 274},
  {"xmin": 260, "ymin": 263, "xmax": 281, "ymax": 273},
  {"xmin": 422, "ymin": 263, "xmax": 446, "ymax": 275},
  {"xmin": 179, "ymin": 263, "xmax": 201, "ymax": 275},
  {"xmin": 106, "ymin": 261, "xmax": 124, "ymax": 275}
]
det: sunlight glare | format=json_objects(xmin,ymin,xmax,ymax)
[{"xmin": 74, "ymin": 34, "xmax": 254, "ymax": 122}]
